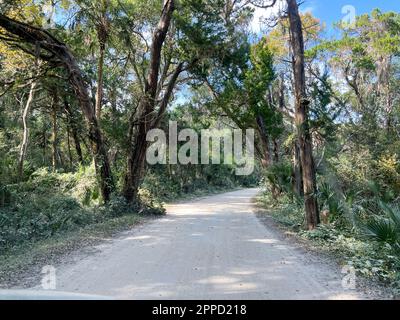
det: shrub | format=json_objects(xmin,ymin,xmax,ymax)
[
  {"xmin": 0, "ymin": 166, "xmax": 114, "ymax": 252},
  {"xmin": 264, "ymin": 161, "xmax": 293, "ymax": 195},
  {"xmin": 363, "ymin": 201, "xmax": 400, "ymax": 256}
]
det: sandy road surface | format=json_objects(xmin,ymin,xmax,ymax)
[{"xmin": 41, "ymin": 188, "xmax": 367, "ymax": 299}]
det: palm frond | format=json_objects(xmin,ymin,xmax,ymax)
[
  {"xmin": 378, "ymin": 201, "xmax": 400, "ymax": 232},
  {"xmin": 364, "ymin": 216, "xmax": 398, "ymax": 244}
]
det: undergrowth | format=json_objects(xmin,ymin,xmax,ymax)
[{"xmin": 258, "ymin": 191, "xmax": 400, "ymax": 296}]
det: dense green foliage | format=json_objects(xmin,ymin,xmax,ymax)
[
  {"xmin": 0, "ymin": 0, "xmax": 259, "ymax": 250},
  {"xmin": 255, "ymin": 9, "xmax": 400, "ymax": 291}
]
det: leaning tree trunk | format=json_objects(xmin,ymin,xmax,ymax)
[
  {"xmin": 18, "ymin": 80, "xmax": 36, "ymax": 179},
  {"xmin": 123, "ymin": 0, "xmax": 176, "ymax": 203},
  {"xmin": 69, "ymin": 68, "xmax": 114, "ymax": 202},
  {"xmin": 0, "ymin": 14, "xmax": 115, "ymax": 202},
  {"xmin": 287, "ymin": 0, "xmax": 319, "ymax": 229},
  {"xmin": 123, "ymin": 105, "xmax": 149, "ymax": 202},
  {"xmin": 123, "ymin": 60, "xmax": 183, "ymax": 202}
]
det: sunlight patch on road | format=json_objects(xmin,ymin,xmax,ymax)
[
  {"xmin": 327, "ymin": 293, "xmax": 361, "ymax": 300},
  {"xmin": 124, "ymin": 235, "xmax": 153, "ymax": 241},
  {"xmin": 229, "ymin": 270, "xmax": 256, "ymax": 276},
  {"xmin": 197, "ymin": 276, "xmax": 238, "ymax": 285},
  {"xmin": 247, "ymin": 238, "xmax": 279, "ymax": 244}
]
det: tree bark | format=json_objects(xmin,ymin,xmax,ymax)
[
  {"xmin": 18, "ymin": 80, "xmax": 36, "ymax": 179},
  {"xmin": 123, "ymin": 0, "xmax": 177, "ymax": 202},
  {"xmin": 273, "ymin": 139, "xmax": 279, "ymax": 163},
  {"xmin": 51, "ymin": 91, "xmax": 58, "ymax": 171},
  {"xmin": 95, "ymin": 6, "xmax": 109, "ymax": 121},
  {"xmin": 64, "ymin": 100, "xmax": 84, "ymax": 164},
  {"xmin": 95, "ymin": 44, "xmax": 105, "ymax": 120},
  {"xmin": 67, "ymin": 124, "xmax": 73, "ymax": 167},
  {"xmin": 293, "ymin": 140, "xmax": 303, "ymax": 196},
  {"xmin": 0, "ymin": 14, "xmax": 114, "ymax": 202},
  {"xmin": 256, "ymin": 113, "xmax": 272, "ymax": 166},
  {"xmin": 42, "ymin": 128, "xmax": 47, "ymax": 165},
  {"xmin": 287, "ymin": 0, "xmax": 319, "ymax": 229}
]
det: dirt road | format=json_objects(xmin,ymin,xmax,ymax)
[{"xmin": 47, "ymin": 188, "xmax": 368, "ymax": 299}]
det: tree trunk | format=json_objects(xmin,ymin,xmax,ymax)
[
  {"xmin": 57, "ymin": 148, "xmax": 64, "ymax": 168},
  {"xmin": 62, "ymin": 52, "xmax": 114, "ymax": 202},
  {"xmin": 95, "ymin": 0, "xmax": 110, "ymax": 121},
  {"xmin": 293, "ymin": 140, "xmax": 303, "ymax": 196},
  {"xmin": 64, "ymin": 100, "xmax": 84, "ymax": 164},
  {"xmin": 256, "ymin": 113, "xmax": 272, "ymax": 166},
  {"xmin": 287, "ymin": 0, "xmax": 319, "ymax": 229},
  {"xmin": 95, "ymin": 46, "xmax": 105, "ymax": 120},
  {"xmin": 123, "ymin": 111, "xmax": 149, "ymax": 202},
  {"xmin": 18, "ymin": 80, "xmax": 36, "ymax": 179},
  {"xmin": 95, "ymin": 17, "xmax": 108, "ymax": 121},
  {"xmin": 273, "ymin": 139, "xmax": 279, "ymax": 163},
  {"xmin": 51, "ymin": 93, "xmax": 58, "ymax": 171},
  {"xmin": 0, "ymin": 14, "xmax": 114, "ymax": 202},
  {"xmin": 67, "ymin": 124, "xmax": 73, "ymax": 167},
  {"xmin": 42, "ymin": 128, "xmax": 47, "ymax": 165},
  {"xmin": 256, "ymin": 112, "xmax": 281, "ymax": 198},
  {"xmin": 123, "ymin": 0, "xmax": 176, "ymax": 202}
]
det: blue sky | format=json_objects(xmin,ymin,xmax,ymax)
[
  {"xmin": 179, "ymin": 1, "xmax": 400, "ymax": 105},
  {"xmin": 300, "ymin": 0, "xmax": 399, "ymax": 37},
  {"xmin": 251, "ymin": 0, "xmax": 399, "ymax": 39}
]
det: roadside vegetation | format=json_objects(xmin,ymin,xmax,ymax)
[
  {"xmin": 258, "ymin": 191, "xmax": 400, "ymax": 297},
  {"xmin": 255, "ymin": 8, "xmax": 400, "ymax": 295}
]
